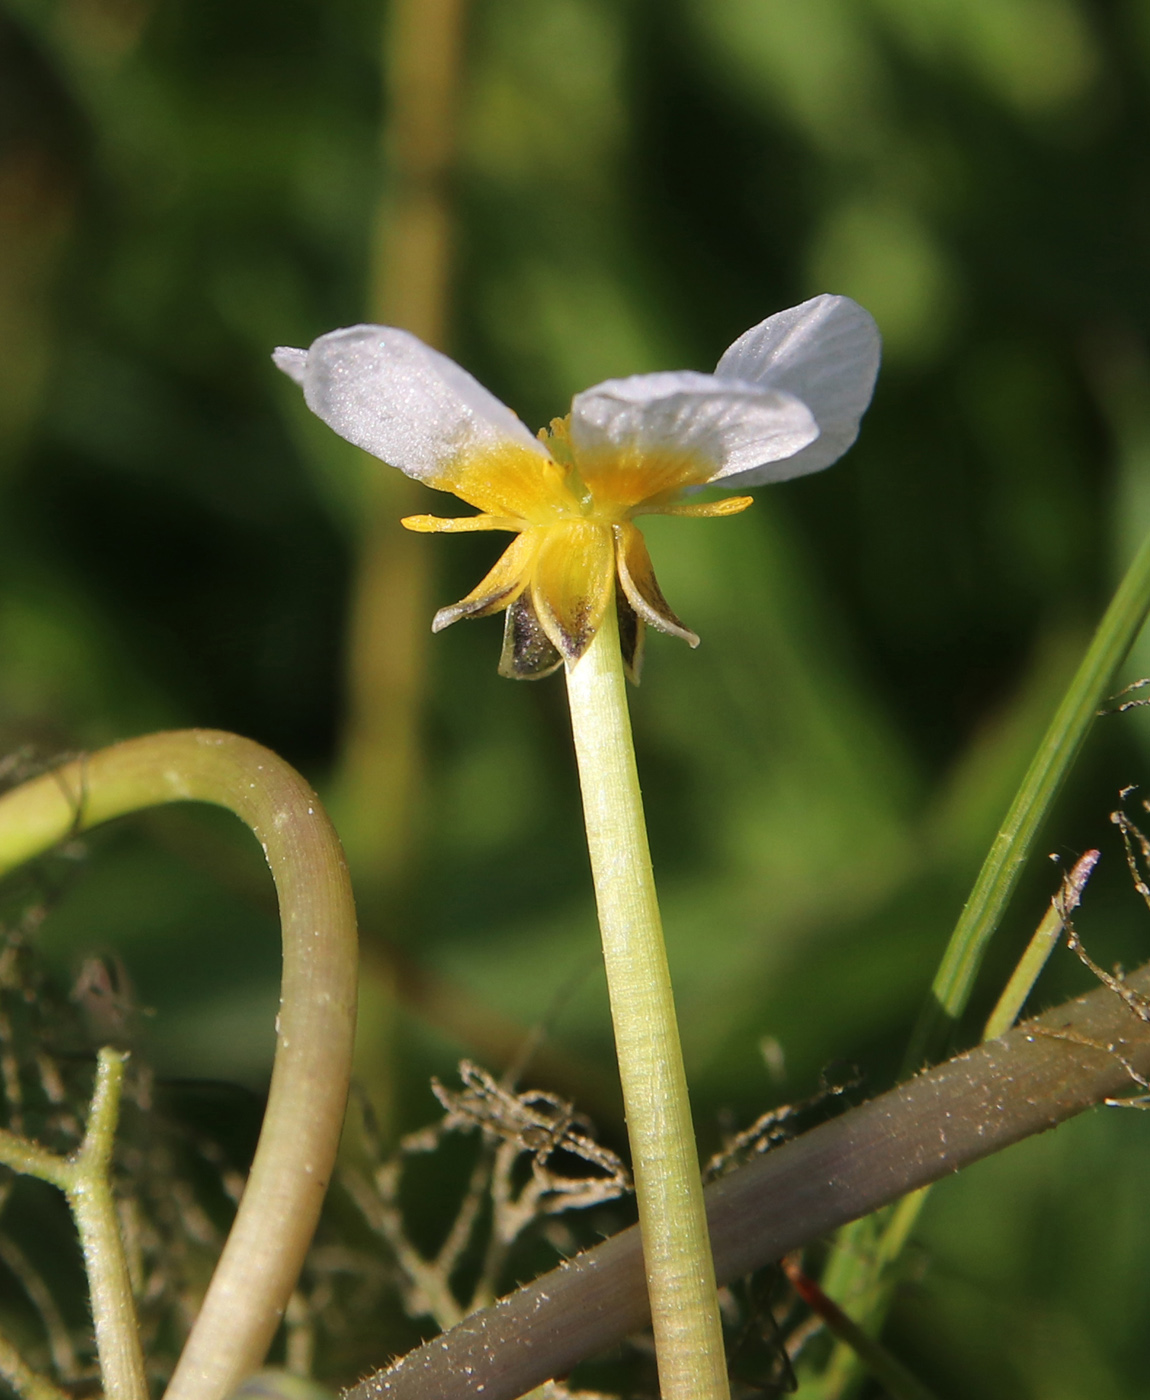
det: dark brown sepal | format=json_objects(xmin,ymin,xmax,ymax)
[
  {"xmin": 498, "ymin": 592, "xmax": 564, "ymax": 680},
  {"xmin": 617, "ymin": 592, "xmax": 645, "ymax": 685}
]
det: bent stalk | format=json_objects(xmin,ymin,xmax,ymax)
[{"xmin": 0, "ymin": 730, "xmax": 358, "ymax": 1400}]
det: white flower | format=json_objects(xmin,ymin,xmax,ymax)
[{"xmin": 275, "ymin": 294, "xmax": 880, "ymax": 680}]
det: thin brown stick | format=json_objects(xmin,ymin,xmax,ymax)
[{"xmin": 347, "ymin": 960, "xmax": 1150, "ymax": 1400}]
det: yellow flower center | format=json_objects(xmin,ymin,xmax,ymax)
[{"xmin": 400, "ymin": 413, "xmax": 752, "ymax": 681}]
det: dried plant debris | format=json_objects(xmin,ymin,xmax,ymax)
[
  {"xmin": 342, "ymin": 1061, "xmax": 630, "ymax": 1331},
  {"xmin": 1101, "ymin": 676, "xmax": 1150, "ymax": 716},
  {"xmin": 431, "ymin": 1061, "xmax": 631, "ymax": 1210},
  {"xmin": 1023, "ymin": 795, "xmax": 1150, "ymax": 1108},
  {"xmin": 0, "ymin": 906, "xmax": 250, "ymax": 1390},
  {"xmin": 704, "ymin": 1066, "xmax": 862, "ymax": 1184},
  {"xmin": 1064, "ymin": 798, "xmax": 1150, "ymax": 1025}
]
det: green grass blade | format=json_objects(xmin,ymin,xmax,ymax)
[{"xmin": 908, "ymin": 525, "xmax": 1150, "ymax": 1062}]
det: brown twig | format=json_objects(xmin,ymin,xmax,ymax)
[{"xmin": 346, "ymin": 959, "xmax": 1150, "ymax": 1400}]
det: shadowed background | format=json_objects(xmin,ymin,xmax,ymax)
[{"xmin": 3, "ymin": 0, "xmax": 1150, "ymax": 1395}]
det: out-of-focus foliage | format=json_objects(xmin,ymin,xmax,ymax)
[{"xmin": 3, "ymin": 0, "xmax": 1150, "ymax": 1394}]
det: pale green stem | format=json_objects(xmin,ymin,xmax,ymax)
[
  {"xmin": 0, "ymin": 730, "xmax": 358, "ymax": 1400},
  {"xmin": 0, "ymin": 1050, "xmax": 146, "ymax": 1400},
  {"xmin": 907, "ymin": 525, "xmax": 1150, "ymax": 1069},
  {"xmin": 980, "ymin": 850, "xmax": 1098, "ymax": 1042},
  {"xmin": 68, "ymin": 1050, "xmax": 149, "ymax": 1400},
  {"xmin": 565, "ymin": 604, "xmax": 729, "ymax": 1400}
]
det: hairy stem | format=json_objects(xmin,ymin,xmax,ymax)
[
  {"xmin": 66, "ymin": 1050, "xmax": 148, "ymax": 1400},
  {"xmin": 0, "ymin": 1051, "xmax": 147, "ymax": 1400},
  {"xmin": 564, "ymin": 605, "xmax": 729, "ymax": 1400},
  {"xmin": 350, "ymin": 958, "xmax": 1150, "ymax": 1400},
  {"xmin": 815, "ymin": 853, "xmax": 1101, "ymax": 1398},
  {"xmin": 0, "ymin": 730, "xmax": 358, "ymax": 1400}
]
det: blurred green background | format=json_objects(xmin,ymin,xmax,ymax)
[{"xmin": 5, "ymin": 0, "xmax": 1150, "ymax": 1395}]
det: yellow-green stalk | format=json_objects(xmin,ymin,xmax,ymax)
[
  {"xmin": 0, "ymin": 730, "xmax": 358, "ymax": 1400},
  {"xmin": 0, "ymin": 1050, "xmax": 146, "ymax": 1400},
  {"xmin": 565, "ymin": 601, "xmax": 729, "ymax": 1400}
]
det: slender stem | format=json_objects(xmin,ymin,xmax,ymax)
[
  {"xmin": 982, "ymin": 848, "xmax": 1100, "ymax": 1041},
  {"xmin": 333, "ymin": 0, "xmax": 469, "ymax": 1145},
  {"xmin": 814, "ymin": 529, "xmax": 1150, "ymax": 1398},
  {"xmin": 821, "ymin": 850, "xmax": 1100, "ymax": 1394},
  {"xmin": 564, "ymin": 604, "xmax": 729, "ymax": 1400},
  {"xmin": 0, "ymin": 730, "xmax": 358, "ymax": 1400},
  {"xmin": 0, "ymin": 1128, "xmax": 70, "ymax": 1188},
  {"xmin": 907, "ymin": 526, "xmax": 1150, "ymax": 1068},
  {"xmin": 66, "ymin": 1050, "xmax": 148, "ymax": 1400},
  {"xmin": 0, "ymin": 1051, "xmax": 147, "ymax": 1400}
]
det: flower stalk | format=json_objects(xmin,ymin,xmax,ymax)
[
  {"xmin": 565, "ymin": 599, "xmax": 729, "ymax": 1400},
  {"xmin": 275, "ymin": 293, "xmax": 881, "ymax": 1400}
]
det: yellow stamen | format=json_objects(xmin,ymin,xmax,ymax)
[
  {"xmin": 402, "ymin": 513, "xmax": 523, "ymax": 533},
  {"xmin": 538, "ymin": 415, "xmax": 576, "ymax": 469},
  {"xmin": 638, "ymin": 495, "xmax": 754, "ymax": 519},
  {"xmin": 411, "ymin": 432, "xmax": 751, "ymax": 669}
]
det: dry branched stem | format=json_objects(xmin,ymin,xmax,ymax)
[
  {"xmin": 345, "ymin": 1061, "xmax": 629, "ymax": 1330},
  {"xmin": 703, "ymin": 1070, "xmax": 861, "ymax": 1184}
]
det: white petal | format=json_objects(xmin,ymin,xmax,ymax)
[
  {"xmin": 715, "ymin": 294, "xmax": 881, "ymax": 485},
  {"xmin": 273, "ymin": 325, "xmax": 547, "ymax": 481},
  {"xmin": 570, "ymin": 369, "xmax": 818, "ymax": 483},
  {"xmin": 273, "ymin": 346, "xmax": 308, "ymax": 385}
]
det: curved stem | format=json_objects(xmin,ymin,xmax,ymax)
[
  {"xmin": 0, "ymin": 730, "xmax": 358, "ymax": 1400},
  {"xmin": 565, "ymin": 605, "xmax": 729, "ymax": 1400}
]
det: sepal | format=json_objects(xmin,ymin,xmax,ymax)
[{"xmin": 498, "ymin": 593, "xmax": 564, "ymax": 679}]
